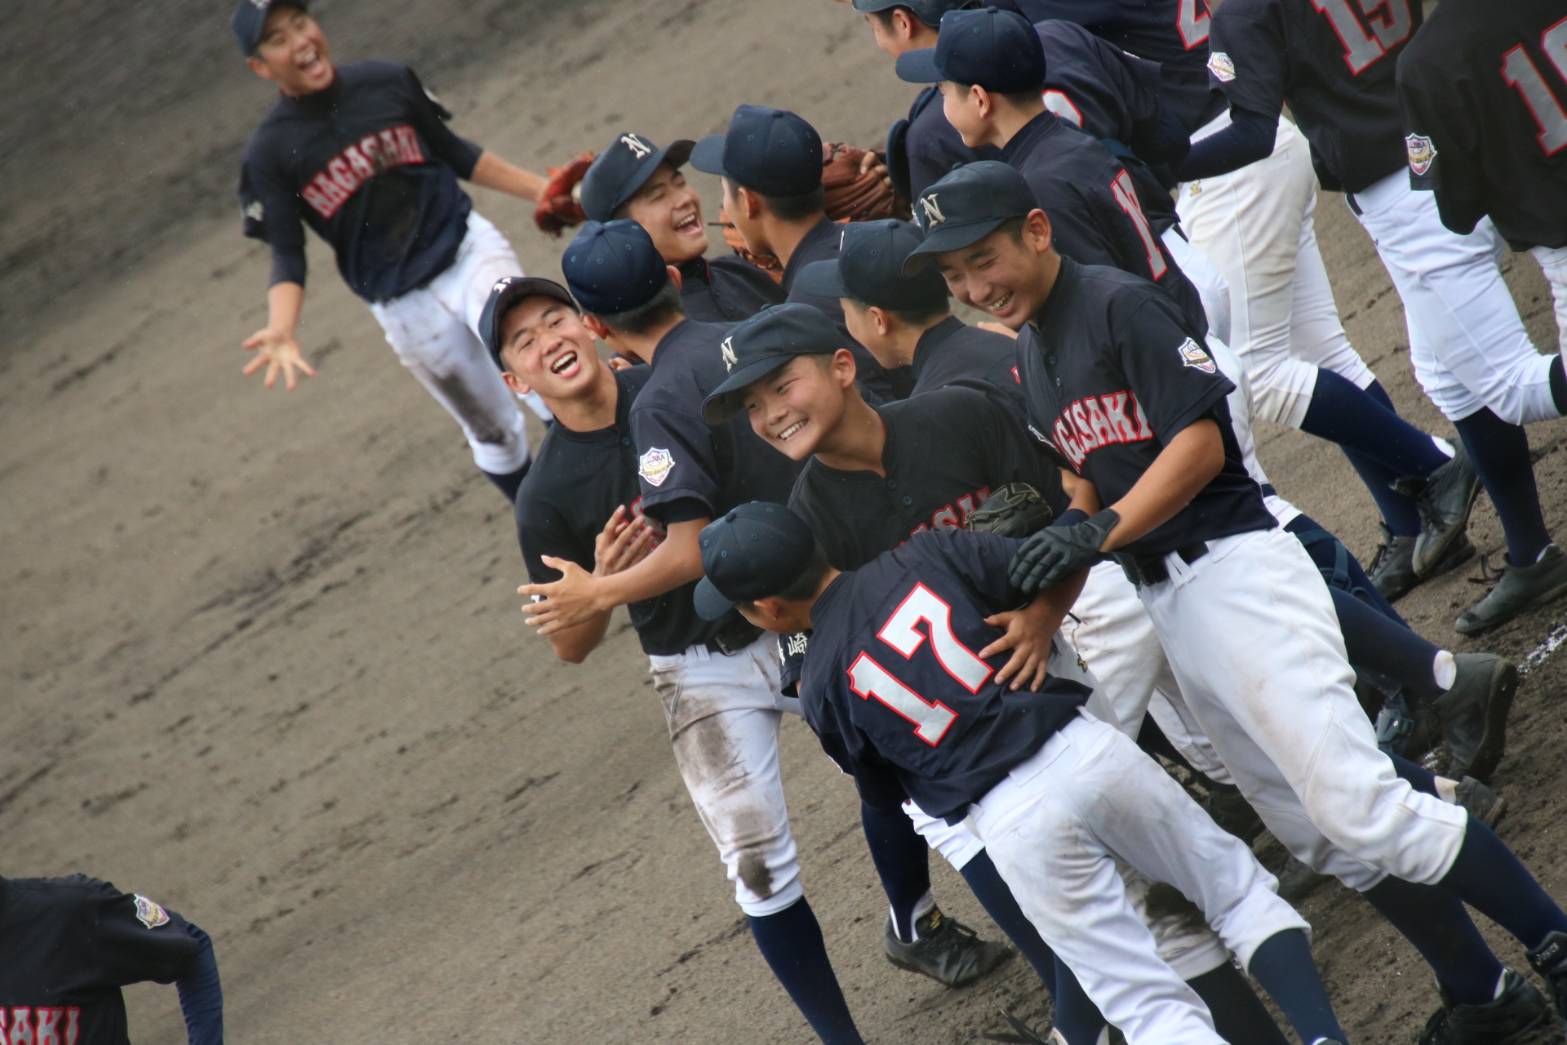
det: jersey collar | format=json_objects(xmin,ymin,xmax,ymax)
[
  {"xmin": 780, "ymin": 218, "xmax": 840, "ymax": 293},
  {"xmin": 910, "ymin": 315, "xmax": 966, "ymax": 381},
  {"xmin": 999, "ymin": 110, "xmax": 1064, "ymax": 165},
  {"xmin": 1027, "ymin": 255, "xmax": 1082, "ymax": 332}
]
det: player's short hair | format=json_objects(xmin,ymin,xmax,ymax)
[
  {"xmin": 594, "ymin": 281, "xmax": 684, "ymax": 335},
  {"xmin": 847, "ymin": 294, "xmax": 948, "ymax": 327},
  {"xmin": 742, "ymin": 541, "xmax": 831, "ymax": 607},
  {"xmin": 998, "ymin": 216, "xmax": 1028, "ymax": 244},
  {"xmin": 953, "ymin": 80, "xmax": 1046, "ymax": 109},
  {"xmin": 760, "ymin": 186, "xmax": 827, "ymax": 223}
]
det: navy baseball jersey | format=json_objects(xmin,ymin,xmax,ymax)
[
  {"xmin": 1017, "ymin": 257, "xmax": 1272, "ymax": 555},
  {"xmin": 630, "ymin": 319, "xmax": 802, "ymax": 526},
  {"xmin": 783, "ymin": 220, "xmax": 911, "ymax": 400},
  {"xmin": 0, "ymin": 876, "xmax": 202, "ymax": 1044},
  {"xmin": 998, "ymin": 112, "xmax": 1208, "ymax": 337},
  {"xmin": 677, "ymin": 255, "xmax": 786, "ymax": 324},
  {"xmin": 800, "ymin": 529, "xmax": 1091, "ymax": 821},
  {"xmin": 909, "ymin": 316, "xmax": 1023, "ymax": 403},
  {"xmin": 1002, "ymin": 0, "xmax": 1227, "ymax": 133},
  {"xmin": 517, "ymin": 365, "xmax": 729, "ymax": 656},
  {"xmin": 1208, "ymin": 0, "xmax": 1424, "ymax": 192},
  {"xmin": 239, "ymin": 61, "xmax": 480, "ymax": 302},
  {"xmin": 901, "ymin": 87, "xmax": 996, "ymax": 201},
  {"xmin": 789, "ymin": 385, "xmax": 1054, "ymax": 571},
  {"xmin": 1397, "ymin": 0, "xmax": 1567, "ymax": 250}
]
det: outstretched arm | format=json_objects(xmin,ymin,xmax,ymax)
[
  {"xmin": 537, "ymin": 506, "xmax": 659, "ymax": 663},
  {"xmin": 469, "ymin": 151, "xmax": 548, "ymax": 203}
]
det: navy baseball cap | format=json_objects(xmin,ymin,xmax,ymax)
[
  {"xmin": 694, "ymin": 502, "xmax": 819, "ymax": 620},
  {"xmin": 479, "ymin": 276, "xmax": 577, "ymax": 370},
  {"xmin": 561, "ymin": 220, "xmax": 670, "ymax": 316},
  {"xmin": 701, "ymin": 304, "xmax": 843, "ymax": 424},
  {"xmin": 689, "ymin": 105, "xmax": 824, "ymax": 197},
  {"xmin": 851, "ymin": 0, "xmax": 973, "ymax": 29},
  {"xmin": 580, "ymin": 132, "xmax": 697, "ymax": 222},
  {"xmin": 904, "ymin": 161, "xmax": 1038, "ymax": 271},
  {"xmin": 232, "ymin": 0, "xmax": 307, "ymax": 56},
  {"xmin": 895, "ymin": 7, "xmax": 1046, "ymax": 93},
  {"xmin": 795, "ymin": 220, "xmax": 949, "ymax": 313}
]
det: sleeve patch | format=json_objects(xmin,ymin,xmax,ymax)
[
  {"xmin": 638, "ymin": 447, "xmax": 675, "ymax": 487},
  {"xmin": 1178, "ymin": 337, "xmax": 1217, "ymax": 374},
  {"xmin": 1405, "ymin": 133, "xmax": 1437, "ymax": 176},
  {"xmin": 133, "ymin": 894, "xmax": 170, "ymax": 929},
  {"xmin": 1207, "ymin": 51, "xmax": 1237, "ymax": 82}
]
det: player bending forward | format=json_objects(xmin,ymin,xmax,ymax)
[
  {"xmin": 694, "ymin": 503, "xmax": 1348, "ymax": 1045},
  {"xmin": 233, "ymin": 0, "xmax": 554, "ymax": 500}
]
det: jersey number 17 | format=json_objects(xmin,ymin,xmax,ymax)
[{"xmin": 846, "ymin": 583, "xmax": 994, "ymax": 747}]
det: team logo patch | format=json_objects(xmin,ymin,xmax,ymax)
[
  {"xmin": 1177, "ymin": 337, "xmax": 1217, "ymax": 374},
  {"xmin": 1207, "ymin": 51, "xmax": 1236, "ymax": 82},
  {"xmin": 133, "ymin": 894, "xmax": 170, "ymax": 929},
  {"xmin": 638, "ymin": 447, "xmax": 675, "ymax": 487},
  {"xmin": 1405, "ymin": 133, "xmax": 1437, "ymax": 176}
]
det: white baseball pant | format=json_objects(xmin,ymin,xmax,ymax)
[
  {"xmin": 966, "ymin": 711, "xmax": 1308, "ymax": 1045},
  {"xmin": 368, "ymin": 210, "xmax": 551, "ymax": 476},
  {"xmin": 1178, "ymin": 113, "xmax": 1375, "ymax": 428},
  {"xmin": 1137, "ymin": 528, "xmax": 1471, "ymax": 891},
  {"xmin": 1532, "ymin": 244, "xmax": 1567, "ymax": 358},
  {"xmin": 1161, "ymin": 227, "xmax": 1232, "ymax": 348},
  {"xmin": 1349, "ymin": 171, "xmax": 1559, "ymax": 424}
]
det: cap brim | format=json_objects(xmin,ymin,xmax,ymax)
[
  {"xmin": 793, "ymin": 259, "xmax": 851, "ymax": 301},
  {"xmin": 692, "ymin": 577, "xmax": 738, "ymax": 621},
  {"xmin": 700, "ymin": 353, "xmax": 795, "ymax": 425},
  {"xmin": 902, "ymin": 217, "xmax": 1009, "ymax": 273},
  {"xmin": 895, "ymin": 48, "xmax": 944, "ymax": 84},
  {"xmin": 851, "ymin": 0, "xmax": 903, "ymax": 10},
  {"xmin": 688, "ymin": 134, "xmax": 728, "ymax": 177},
  {"xmin": 485, "ymin": 278, "xmax": 578, "ymax": 365}
]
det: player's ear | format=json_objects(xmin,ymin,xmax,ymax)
[
  {"xmin": 867, "ymin": 305, "xmax": 892, "ymax": 338},
  {"xmin": 970, "ymin": 83, "xmax": 992, "ymax": 120},
  {"xmin": 1023, "ymin": 208, "xmax": 1053, "ymax": 256},
  {"xmin": 749, "ymin": 596, "xmax": 788, "ymax": 630},
  {"xmin": 666, "ymin": 264, "xmax": 683, "ymax": 291},
  {"xmin": 830, "ymin": 347, "xmax": 859, "ymax": 388},
  {"xmin": 892, "ymin": 7, "xmax": 915, "ymax": 41},
  {"xmin": 246, "ymin": 55, "xmax": 274, "ymax": 82},
  {"xmin": 582, "ymin": 313, "xmax": 611, "ymax": 339},
  {"xmin": 500, "ymin": 369, "xmax": 533, "ymax": 397},
  {"xmin": 739, "ymin": 186, "xmax": 763, "ymax": 220}
]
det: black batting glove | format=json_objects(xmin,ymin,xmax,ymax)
[{"xmin": 1008, "ymin": 508, "xmax": 1120, "ymax": 595}]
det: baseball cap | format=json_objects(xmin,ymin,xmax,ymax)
[
  {"xmin": 561, "ymin": 220, "xmax": 671, "ymax": 316},
  {"xmin": 851, "ymin": 0, "xmax": 973, "ymax": 29},
  {"xmin": 232, "ymin": 0, "xmax": 307, "ymax": 56},
  {"xmin": 479, "ymin": 276, "xmax": 577, "ymax": 370},
  {"xmin": 693, "ymin": 502, "xmax": 819, "ymax": 620},
  {"xmin": 580, "ymin": 132, "xmax": 697, "ymax": 222},
  {"xmin": 794, "ymin": 220, "xmax": 949, "ymax": 313},
  {"xmin": 895, "ymin": 7, "xmax": 1047, "ymax": 93},
  {"xmin": 689, "ymin": 105, "xmax": 824, "ymax": 197},
  {"xmin": 701, "ymin": 304, "xmax": 844, "ymax": 424},
  {"xmin": 904, "ymin": 161, "xmax": 1038, "ymax": 271}
]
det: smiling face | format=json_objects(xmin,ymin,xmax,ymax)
[
  {"xmin": 621, "ymin": 164, "xmax": 708, "ymax": 265},
  {"xmin": 741, "ymin": 352, "xmax": 857, "ymax": 461},
  {"xmin": 247, "ymin": 5, "xmax": 334, "ymax": 96},
  {"xmin": 497, "ymin": 297, "xmax": 600, "ymax": 402},
  {"xmin": 932, "ymin": 213, "xmax": 1055, "ymax": 330},
  {"xmin": 938, "ymin": 80, "xmax": 986, "ymax": 149}
]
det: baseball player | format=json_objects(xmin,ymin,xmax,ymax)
[
  {"xmin": 233, "ymin": 0, "xmax": 553, "ymax": 501},
  {"xmin": 910, "ymin": 159, "xmax": 1567, "ymax": 1041},
  {"xmin": 509, "ymin": 224, "xmax": 1010, "ymax": 1039},
  {"xmin": 578, "ymin": 131, "xmax": 785, "ymax": 323},
  {"xmin": 1396, "ymin": 0, "xmax": 1567, "ymax": 357},
  {"xmin": 694, "ymin": 506, "xmax": 1349, "ymax": 1045},
  {"xmin": 0, "ymin": 873, "xmax": 223, "ymax": 1044},
  {"xmin": 686, "ymin": 104, "xmax": 911, "ymax": 401},
  {"xmin": 1191, "ymin": 0, "xmax": 1567, "ymax": 634}
]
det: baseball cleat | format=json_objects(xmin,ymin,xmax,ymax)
[
  {"xmin": 1527, "ymin": 930, "xmax": 1567, "ymax": 1034},
  {"xmin": 1453, "ymin": 776, "xmax": 1507, "ymax": 829},
  {"xmin": 1367, "ymin": 525, "xmax": 1420, "ymax": 601},
  {"xmin": 1410, "ymin": 445, "xmax": 1483, "ymax": 578},
  {"xmin": 1456, "ymin": 544, "xmax": 1567, "ymax": 636},
  {"xmin": 1375, "ymin": 689, "xmax": 1440, "ymax": 765},
  {"xmin": 1417, "ymin": 970, "xmax": 1557, "ymax": 1044},
  {"xmin": 1434, "ymin": 654, "xmax": 1518, "ymax": 782},
  {"xmin": 884, "ymin": 908, "xmax": 1014, "ymax": 988}
]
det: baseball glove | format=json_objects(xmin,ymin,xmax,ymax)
[
  {"xmin": 821, "ymin": 142, "xmax": 910, "ymax": 222},
  {"xmin": 533, "ymin": 151, "xmax": 593, "ymax": 237},
  {"xmin": 966, "ymin": 482, "xmax": 1055, "ymax": 539},
  {"xmin": 718, "ymin": 200, "xmax": 785, "ymax": 283}
]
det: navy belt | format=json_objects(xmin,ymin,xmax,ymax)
[
  {"xmin": 1260, "ymin": 483, "xmax": 1277, "ymax": 498},
  {"xmin": 705, "ymin": 618, "xmax": 762, "ymax": 656},
  {"xmin": 1119, "ymin": 542, "xmax": 1210, "ymax": 587}
]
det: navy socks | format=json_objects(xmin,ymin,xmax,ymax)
[
  {"xmin": 1246, "ymin": 929, "xmax": 1343, "ymax": 1045},
  {"xmin": 1365, "ymin": 875, "xmax": 1504, "ymax": 1006},
  {"xmin": 860, "ymin": 801, "xmax": 933, "ymax": 942},
  {"xmin": 748, "ymin": 899, "xmax": 864, "ymax": 1044},
  {"xmin": 1330, "ymin": 587, "xmax": 1444, "ymax": 701},
  {"xmin": 1440, "ymin": 818, "xmax": 1567, "ymax": 956},
  {"xmin": 1454, "ymin": 407, "xmax": 1552, "ymax": 566}
]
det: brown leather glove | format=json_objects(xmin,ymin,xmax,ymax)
[{"xmin": 533, "ymin": 151, "xmax": 593, "ymax": 237}]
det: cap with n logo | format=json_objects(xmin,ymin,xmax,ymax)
[{"xmin": 903, "ymin": 161, "xmax": 1039, "ymax": 273}]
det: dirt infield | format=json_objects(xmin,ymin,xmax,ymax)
[{"xmin": 3, "ymin": 1, "xmax": 1565, "ymax": 1042}]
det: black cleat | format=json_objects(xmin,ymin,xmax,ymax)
[
  {"xmin": 1457, "ymin": 545, "xmax": 1567, "ymax": 636},
  {"xmin": 1434, "ymin": 654, "xmax": 1518, "ymax": 782},
  {"xmin": 1454, "ymin": 776, "xmax": 1507, "ymax": 829},
  {"xmin": 1527, "ymin": 930, "xmax": 1567, "ymax": 1035},
  {"xmin": 1411, "ymin": 445, "xmax": 1483, "ymax": 577},
  {"xmin": 1367, "ymin": 526, "xmax": 1420, "ymax": 601},
  {"xmin": 884, "ymin": 908, "xmax": 1014, "ymax": 988},
  {"xmin": 1418, "ymin": 970, "xmax": 1557, "ymax": 1044}
]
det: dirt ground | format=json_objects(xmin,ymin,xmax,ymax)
[{"xmin": 3, "ymin": 1, "xmax": 1565, "ymax": 1042}]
